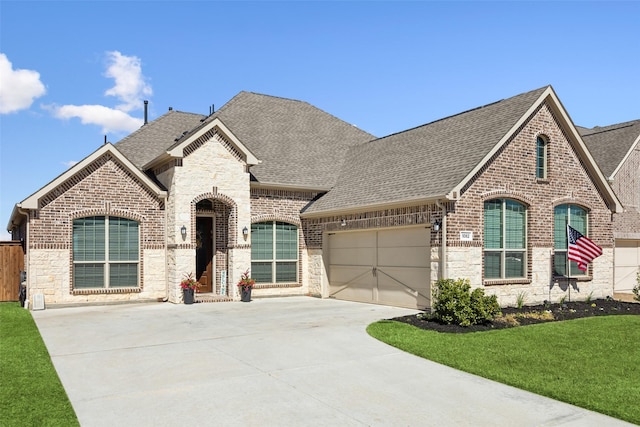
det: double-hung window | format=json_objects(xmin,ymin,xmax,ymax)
[
  {"xmin": 251, "ymin": 221, "xmax": 298, "ymax": 283},
  {"xmin": 484, "ymin": 199, "xmax": 527, "ymax": 279},
  {"xmin": 553, "ymin": 204, "xmax": 588, "ymax": 276},
  {"xmin": 73, "ymin": 216, "xmax": 139, "ymax": 288}
]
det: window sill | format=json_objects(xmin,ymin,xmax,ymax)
[
  {"xmin": 253, "ymin": 283, "xmax": 301, "ymax": 289},
  {"xmin": 72, "ymin": 287, "xmax": 141, "ymax": 295},
  {"xmin": 536, "ymin": 178, "xmax": 550, "ymax": 184},
  {"xmin": 552, "ymin": 275, "xmax": 592, "ymax": 282},
  {"xmin": 484, "ymin": 278, "xmax": 531, "ymax": 286}
]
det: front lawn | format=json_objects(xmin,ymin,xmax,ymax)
[
  {"xmin": 368, "ymin": 315, "xmax": 640, "ymax": 425},
  {"xmin": 0, "ymin": 303, "xmax": 79, "ymax": 427}
]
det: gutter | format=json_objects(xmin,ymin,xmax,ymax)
[{"xmin": 301, "ymin": 196, "xmax": 450, "ymax": 219}]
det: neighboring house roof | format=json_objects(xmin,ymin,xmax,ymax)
[
  {"xmin": 579, "ymin": 119, "xmax": 640, "ymax": 179},
  {"xmin": 304, "ymin": 86, "xmax": 622, "ymax": 216},
  {"xmin": 116, "ymin": 110, "xmax": 206, "ymax": 168},
  {"xmin": 176, "ymin": 91, "xmax": 376, "ymax": 190}
]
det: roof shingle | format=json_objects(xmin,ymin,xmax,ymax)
[
  {"xmin": 116, "ymin": 110, "xmax": 206, "ymax": 168},
  {"xmin": 304, "ymin": 86, "xmax": 549, "ymax": 214}
]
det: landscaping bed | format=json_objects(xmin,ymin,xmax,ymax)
[{"xmin": 391, "ymin": 298, "xmax": 640, "ymax": 333}]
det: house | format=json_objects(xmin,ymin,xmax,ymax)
[
  {"xmin": 580, "ymin": 120, "xmax": 640, "ymax": 294},
  {"xmin": 7, "ymin": 86, "xmax": 623, "ymax": 309}
]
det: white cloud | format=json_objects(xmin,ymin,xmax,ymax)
[
  {"xmin": 0, "ymin": 53, "xmax": 46, "ymax": 114},
  {"xmin": 104, "ymin": 51, "xmax": 152, "ymax": 113},
  {"xmin": 62, "ymin": 160, "xmax": 79, "ymax": 168},
  {"xmin": 52, "ymin": 104, "xmax": 143, "ymax": 133},
  {"xmin": 49, "ymin": 51, "xmax": 151, "ymax": 134}
]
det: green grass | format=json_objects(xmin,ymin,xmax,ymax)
[
  {"xmin": 368, "ymin": 315, "xmax": 640, "ymax": 425},
  {"xmin": 0, "ymin": 303, "xmax": 79, "ymax": 427}
]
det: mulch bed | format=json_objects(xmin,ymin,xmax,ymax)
[{"xmin": 390, "ymin": 298, "xmax": 640, "ymax": 333}]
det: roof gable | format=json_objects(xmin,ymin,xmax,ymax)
[
  {"xmin": 162, "ymin": 117, "xmax": 260, "ymax": 167},
  {"xmin": 580, "ymin": 120, "xmax": 640, "ymax": 179},
  {"xmin": 304, "ymin": 86, "xmax": 622, "ymax": 216},
  {"xmin": 17, "ymin": 143, "xmax": 166, "ymax": 211}
]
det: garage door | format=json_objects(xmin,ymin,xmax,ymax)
[
  {"xmin": 328, "ymin": 227, "xmax": 431, "ymax": 309},
  {"xmin": 615, "ymin": 239, "xmax": 640, "ymax": 293}
]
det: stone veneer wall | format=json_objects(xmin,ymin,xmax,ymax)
[
  {"xmin": 157, "ymin": 130, "xmax": 251, "ymax": 302},
  {"xmin": 25, "ymin": 153, "xmax": 166, "ymax": 305}
]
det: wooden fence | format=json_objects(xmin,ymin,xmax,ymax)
[{"xmin": 0, "ymin": 241, "xmax": 24, "ymax": 302}]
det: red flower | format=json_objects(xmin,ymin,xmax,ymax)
[
  {"xmin": 237, "ymin": 269, "xmax": 255, "ymax": 290},
  {"xmin": 180, "ymin": 272, "xmax": 201, "ymax": 289}
]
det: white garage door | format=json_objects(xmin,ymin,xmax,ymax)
[
  {"xmin": 615, "ymin": 239, "xmax": 640, "ymax": 293},
  {"xmin": 328, "ymin": 227, "xmax": 431, "ymax": 309}
]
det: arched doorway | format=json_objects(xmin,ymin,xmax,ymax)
[{"xmin": 194, "ymin": 197, "xmax": 233, "ymax": 296}]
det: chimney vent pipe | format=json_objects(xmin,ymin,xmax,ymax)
[{"xmin": 143, "ymin": 100, "xmax": 149, "ymax": 125}]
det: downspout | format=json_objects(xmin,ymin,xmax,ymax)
[
  {"xmin": 15, "ymin": 206, "xmax": 30, "ymax": 303},
  {"xmin": 435, "ymin": 200, "xmax": 447, "ymax": 280},
  {"xmin": 163, "ymin": 198, "xmax": 169, "ymax": 302}
]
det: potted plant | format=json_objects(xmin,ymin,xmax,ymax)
[
  {"xmin": 237, "ymin": 269, "xmax": 255, "ymax": 302},
  {"xmin": 180, "ymin": 273, "xmax": 200, "ymax": 305}
]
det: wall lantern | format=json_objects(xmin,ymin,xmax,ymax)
[
  {"xmin": 180, "ymin": 225, "xmax": 187, "ymax": 239},
  {"xmin": 242, "ymin": 226, "xmax": 249, "ymax": 238},
  {"xmin": 432, "ymin": 219, "xmax": 441, "ymax": 232}
]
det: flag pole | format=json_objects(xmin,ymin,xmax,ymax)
[{"xmin": 566, "ymin": 224, "xmax": 571, "ymax": 303}]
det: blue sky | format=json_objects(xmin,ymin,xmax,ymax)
[{"xmin": 1, "ymin": 1, "xmax": 638, "ymax": 239}]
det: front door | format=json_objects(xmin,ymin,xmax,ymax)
[{"xmin": 196, "ymin": 216, "xmax": 214, "ymax": 293}]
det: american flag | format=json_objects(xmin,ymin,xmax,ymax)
[{"xmin": 567, "ymin": 225, "xmax": 602, "ymax": 272}]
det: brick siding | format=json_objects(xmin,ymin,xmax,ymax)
[{"xmin": 26, "ymin": 153, "xmax": 166, "ymax": 304}]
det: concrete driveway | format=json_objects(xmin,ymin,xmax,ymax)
[{"xmin": 33, "ymin": 297, "xmax": 631, "ymax": 427}]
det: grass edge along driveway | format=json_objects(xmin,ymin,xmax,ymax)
[
  {"xmin": 0, "ymin": 303, "xmax": 79, "ymax": 427},
  {"xmin": 367, "ymin": 315, "xmax": 640, "ymax": 425}
]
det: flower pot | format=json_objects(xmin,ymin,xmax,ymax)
[
  {"xmin": 241, "ymin": 287, "xmax": 252, "ymax": 302},
  {"xmin": 183, "ymin": 288, "xmax": 195, "ymax": 305}
]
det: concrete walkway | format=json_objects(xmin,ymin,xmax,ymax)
[{"xmin": 32, "ymin": 297, "xmax": 632, "ymax": 427}]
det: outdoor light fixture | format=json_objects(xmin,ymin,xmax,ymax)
[
  {"xmin": 341, "ymin": 219, "xmax": 346, "ymax": 227},
  {"xmin": 432, "ymin": 219, "xmax": 441, "ymax": 232},
  {"xmin": 242, "ymin": 226, "xmax": 249, "ymax": 237},
  {"xmin": 181, "ymin": 225, "xmax": 187, "ymax": 239}
]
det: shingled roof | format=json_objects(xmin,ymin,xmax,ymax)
[
  {"xmin": 118, "ymin": 92, "xmax": 375, "ymax": 190},
  {"xmin": 116, "ymin": 110, "xmax": 206, "ymax": 168},
  {"xmin": 579, "ymin": 120, "xmax": 640, "ymax": 178},
  {"xmin": 200, "ymin": 92, "xmax": 375, "ymax": 189},
  {"xmin": 304, "ymin": 86, "xmax": 550, "ymax": 215}
]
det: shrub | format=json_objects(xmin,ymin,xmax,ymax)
[
  {"xmin": 432, "ymin": 278, "xmax": 501, "ymax": 327},
  {"xmin": 633, "ymin": 272, "xmax": 640, "ymax": 302}
]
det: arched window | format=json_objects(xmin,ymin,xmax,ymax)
[
  {"xmin": 554, "ymin": 204, "xmax": 588, "ymax": 276},
  {"xmin": 536, "ymin": 136, "xmax": 548, "ymax": 179},
  {"xmin": 484, "ymin": 199, "xmax": 527, "ymax": 279},
  {"xmin": 73, "ymin": 216, "xmax": 139, "ymax": 288},
  {"xmin": 251, "ymin": 221, "xmax": 298, "ymax": 283}
]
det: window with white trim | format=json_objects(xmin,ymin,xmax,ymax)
[
  {"xmin": 484, "ymin": 199, "xmax": 527, "ymax": 279},
  {"xmin": 553, "ymin": 204, "xmax": 588, "ymax": 276},
  {"xmin": 251, "ymin": 221, "xmax": 298, "ymax": 283},
  {"xmin": 73, "ymin": 216, "xmax": 139, "ymax": 288}
]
